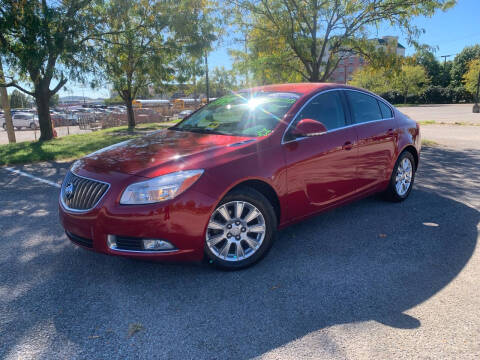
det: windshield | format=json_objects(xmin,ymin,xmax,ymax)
[{"xmin": 172, "ymin": 91, "xmax": 300, "ymax": 137}]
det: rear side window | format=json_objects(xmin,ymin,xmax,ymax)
[
  {"xmin": 295, "ymin": 91, "xmax": 346, "ymax": 131},
  {"xmin": 346, "ymin": 91, "xmax": 382, "ymax": 124},
  {"xmin": 378, "ymin": 100, "xmax": 393, "ymax": 119}
]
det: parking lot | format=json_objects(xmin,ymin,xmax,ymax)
[{"xmin": 1, "ymin": 110, "xmax": 479, "ymax": 359}]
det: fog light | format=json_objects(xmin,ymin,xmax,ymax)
[
  {"xmin": 107, "ymin": 234, "xmax": 117, "ymax": 249},
  {"xmin": 143, "ymin": 239, "xmax": 175, "ymax": 251}
]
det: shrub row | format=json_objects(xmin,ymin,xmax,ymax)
[{"xmin": 380, "ymin": 86, "xmax": 474, "ymax": 105}]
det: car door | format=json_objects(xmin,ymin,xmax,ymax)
[
  {"xmin": 344, "ymin": 90, "xmax": 397, "ymax": 193},
  {"xmin": 22, "ymin": 114, "xmax": 31, "ymax": 127},
  {"xmin": 12, "ymin": 114, "xmax": 20, "ymax": 127},
  {"xmin": 283, "ymin": 90, "xmax": 358, "ymax": 220}
]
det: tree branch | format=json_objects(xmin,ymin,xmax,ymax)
[
  {"xmin": 50, "ymin": 75, "xmax": 67, "ymax": 96},
  {"xmin": 0, "ymin": 81, "xmax": 35, "ymax": 96}
]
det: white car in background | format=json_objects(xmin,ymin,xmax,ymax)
[
  {"xmin": 0, "ymin": 112, "xmax": 39, "ymax": 130},
  {"xmin": 178, "ymin": 109, "xmax": 194, "ymax": 119}
]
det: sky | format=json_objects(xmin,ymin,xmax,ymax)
[{"xmin": 59, "ymin": 0, "xmax": 480, "ymax": 99}]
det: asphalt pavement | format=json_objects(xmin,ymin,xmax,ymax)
[{"xmin": 0, "ymin": 145, "xmax": 479, "ymax": 359}]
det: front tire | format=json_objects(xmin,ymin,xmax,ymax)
[
  {"xmin": 204, "ymin": 187, "xmax": 277, "ymax": 270},
  {"xmin": 384, "ymin": 151, "xmax": 416, "ymax": 202}
]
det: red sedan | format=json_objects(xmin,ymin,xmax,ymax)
[{"xmin": 59, "ymin": 83, "xmax": 420, "ymax": 269}]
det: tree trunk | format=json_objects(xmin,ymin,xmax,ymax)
[
  {"xmin": 35, "ymin": 84, "xmax": 54, "ymax": 141},
  {"xmin": 125, "ymin": 96, "xmax": 135, "ymax": 129},
  {"xmin": 0, "ymin": 60, "xmax": 16, "ymax": 143},
  {"xmin": 309, "ymin": 64, "xmax": 320, "ymax": 82}
]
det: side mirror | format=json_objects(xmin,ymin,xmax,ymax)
[{"xmin": 291, "ymin": 118, "xmax": 327, "ymax": 137}]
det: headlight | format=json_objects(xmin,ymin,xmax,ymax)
[{"xmin": 120, "ymin": 169, "xmax": 204, "ymax": 205}]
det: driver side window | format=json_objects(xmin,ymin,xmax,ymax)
[{"xmin": 295, "ymin": 91, "xmax": 346, "ymax": 131}]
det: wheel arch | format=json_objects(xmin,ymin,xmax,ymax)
[
  {"xmin": 400, "ymin": 145, "xmax": 419, "ymax": 170},
  {"xmin": 226, "ymin": 179, "xmax": 281, "ymax": 224}
]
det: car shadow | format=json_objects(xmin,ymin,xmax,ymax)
[{"xmin": 0, "ymin": 146, "xmax": 479, "ymax": 359}]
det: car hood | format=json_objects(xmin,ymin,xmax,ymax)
[{"xmin": 76, "ymin": 129, "xmax": 258, "ymax": 178}]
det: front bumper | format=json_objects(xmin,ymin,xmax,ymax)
[{"xmin": 58, "ymin": 168, "xmax": 218, "ymax": 262}]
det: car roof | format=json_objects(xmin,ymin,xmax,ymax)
[
  {"xmin": 246, "ymin": 83, "xmax": 334, "ymax": 96},
  {"xmin": 244, "ymin": 82, "xmax": 373, "ymax": 97}
]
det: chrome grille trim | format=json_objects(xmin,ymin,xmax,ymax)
[{"xmin": 60, "ymin": 171, "xmax": 110, "ymax": 213}]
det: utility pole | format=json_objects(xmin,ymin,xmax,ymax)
[{"xmin": 440, "ymin": 54, "xmax": 453, "ymax": 66}]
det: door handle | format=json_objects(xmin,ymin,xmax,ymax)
[
  {"xmin": 342, "ymin": 141, "xmax": 353, "ymax": 150},
  {"xmin": 386, "ymin": 128, "xmax": 394, "ymax": 136}
]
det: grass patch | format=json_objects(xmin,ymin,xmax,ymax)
[
  {"xmin": 418, "ymin": 120, "xmax": 479, "ymax": 126},
  {"xmin": 418, "ymin": 120, "xmax": 437, "ymax": 125},
  {"xmin": 0, "ymin": 122, "xmax": 172, "ymax": 166},
  {"xmin": 394, "ymin": 104, "xmax": 421, "ymax": 107},
  {"xmin": 422, "ymin": 139, "xmax": 439, "ymax": 147}
]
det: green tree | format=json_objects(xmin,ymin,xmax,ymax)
[
  {"xmin": 394, "ymin": 64, "xmax": 429, "ymax": 104},
  {"xmin": 230, "ymin": 22, "xmax": 304, "ymax": 86},
  {"xmin": 231, "ymin": 0, "xmax": 456, "ymax": 82},
  {"xmin": 350, "ymin": 66, "xmax": 391, "ymax": 94},
  {"xmin": 450, "ymin": 45, "xmax": 480, "ymax": 87},
  {"xmin": 49, "ymin": 94, "xmax": 59, "ymax": 108},
  {"xmin": 0, "ymin": 0, "xmax": 105, "ymax": 140},
  {"xmin": 463, "ymin": 59, "xmax": 480, "ymax": 112},
  {"xmin": 414, "ymin": 49, "xmax": 445, "ymax": 86},
  {"xmin": 186, "ymin": 1, "xmax": 225, "ymax": 103},
  {"xmin": 10, "ymin": 90, "xmax": 31, "ymax": 109},
  {"xmin": 351, "ymin": 60, "xmax": 428, "ymax": 104},
  {"xmin": 97, "ymin": 0, "xmax": 212, "ymax": 128},
  {"xmin": 190, "ymin": 66, "xmax": 238, "ymax": 97}
]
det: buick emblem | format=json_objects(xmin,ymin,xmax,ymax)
[{"xmin": 65, "ymin": 183, "xmax": 75, "ymax": 199}]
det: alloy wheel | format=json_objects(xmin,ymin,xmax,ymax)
[
  {"xmin": 395, "ymin": 157, "xmax": 413, "ymax": 196},
  {"xmin": 206, "ymin": 201, "xmax": 266, "ymax": 262}
]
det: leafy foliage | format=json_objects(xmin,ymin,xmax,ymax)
[
  {"xmin": 351, "ymin": 58, "xmax": 429, "ymax": 103},
  {"xmin": 9, "ymin": 90, "xmax": 32, "ymax": 109},
  {"xmin": 450, "ymin": 45, "xmax": 480, "ymax": 86},
  {"xmin": 97, "ymin": 0, "xmax": 217, "ymax": 128},
  {"xmin": 463, "ymin": 59, "xmax": 480, "ymax": 102},
  {"xmin": 0, "ymin": 0, "xmax": 105, "ymax": 140},
  {"xmin": 230, "ymin": 0, "xmax": 456, "ymax": 82},
  {"xmin": 414, "ymin": 49, "xmax": 450, "ymax": 86}
]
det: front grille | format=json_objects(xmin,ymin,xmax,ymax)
[
  {"xmin": 115, "ymin": 236, "xmax": 143, "ymax": 251},
  {"xmin": 61, "ymin": 171, "xmax": 109, "ymax": 211},
  {"xmin": 66, "ymin": 231, "xmax": 93, "ymax": 248}
]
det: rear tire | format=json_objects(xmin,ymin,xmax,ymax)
[
  {"xmin": 204, "ymin": 187, "xmax": 277, "ymax": 270},
  {"xmin": 384, "ymin": 151, "xmax": 416, "ymax": 202},
  {"xmin": 30, "ymin": 122, "xmax": 36, "ymax": 130}
]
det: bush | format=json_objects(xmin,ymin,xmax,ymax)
[
  {"xmin": 381, "ymin": 86, "xmax": 475, "ymax": 105},
  {"xmin": 423, "ymin": 86, "xmax": 452, "ymax": 104},
  {"xmin": 379, "ymin": 91, "xmax": 404, "ymax": 104},
  {"xmin": 450, "ymin": 86, "xmax": 474, "ymax": 103}
]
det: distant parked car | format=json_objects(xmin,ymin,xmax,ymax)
[
  {"xmin": 0, "ymin": 112, "xmax": 39, "ymax": 130},
  {"xmin": 178, "ymin": 109, "xmax": 194, "ymax": 119},
  {"xmin": 51, "ymin": 113, "xmax": 79, "ymax": 126}
]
